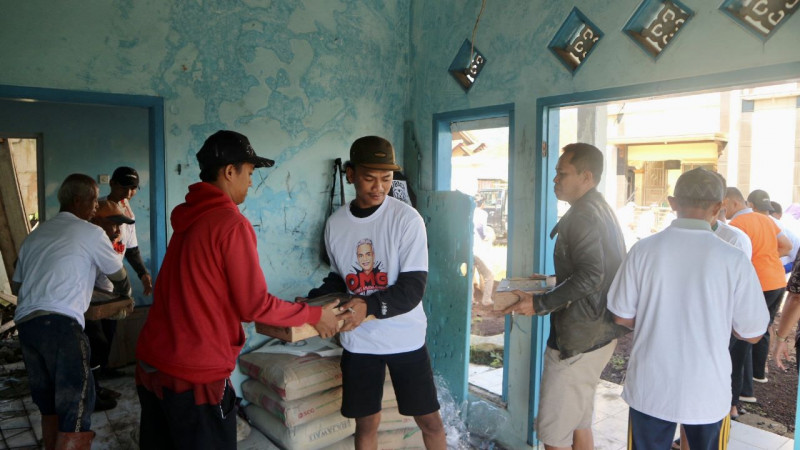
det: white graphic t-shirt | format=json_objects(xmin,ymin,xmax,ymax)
[
  {"xmin": 99, "ymin": 196, "xmax": 137, "ymax": 250},
  {"xmin": 325, "ymin": 196, "xmax": 428, "ymax": 354},
  {"xmin": 96, "ymin": 196, "xmax": 137, "ymax": 291}
]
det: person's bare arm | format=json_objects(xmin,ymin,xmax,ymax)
[
  {"xmin": 777, "ymin": 233, "xmax": 792, "ymax": 257},
  {"xmin": 501, "ymin": 290, "xmax": 536, "ymax": 316},
  {"xmin": 106, "ymin": 267, "xmax": 132, "ymax": 298},
  {"xmin": 773, "ymin": 292, "xmax": 800, "ymax": 370},
  {"xmin": 732, "ymin": 329, "xmax": 763, "ymax": 344},
  {"xmin": 613, "ymin": 314, "xmax": 635, "ymax": 330},
  {"xmin": 312, "ymin": 300, "xmax": 341, "ymax": 338},
  {"xmin": 338, "ymin": 297, "xmax": 368, "ymax": 332}
]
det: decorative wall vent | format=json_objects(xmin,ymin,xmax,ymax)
[
  {"xmin": 548, "ymin": 8, "xmax": 604, "ymax": 74},
  {"xmin": 623, "ymin": 0, "xmax": 694, "ymax": 59},
  {"xmin": 720, "ymin": 0, "xmax": 798, "ymax": 40},
  {"xmin": 449, "ymin": 39, "xmax": 487, "ymax": 91}
]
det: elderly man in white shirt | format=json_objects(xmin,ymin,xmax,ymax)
[
  {"xmin": 608, "ymin": 168, "xmax": 768, "ymax": 449},
  {"xmin": 12, "ymin": 174, "xmax": 131, "ymax": 449}
]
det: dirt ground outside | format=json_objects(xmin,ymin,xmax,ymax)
[
  {"xmin": 602, "ymin": 323, "xmax": 798, "ymax": 437},
  {"xmin": 603, "ymin": 310, "xmax": 799, "ymax": 436}
]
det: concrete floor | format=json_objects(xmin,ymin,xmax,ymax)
[
  {"xmin": 470, "ymin": 364, "xmax": 795, "ymax": 449},
  {"xmin": 0, "ymin": 364, "xmax": 793, "ymax": 449}
]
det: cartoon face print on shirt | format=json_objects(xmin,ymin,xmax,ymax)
[{"xmin": 346, "ymin": 238, "xmax": 389, "ymax": 295}]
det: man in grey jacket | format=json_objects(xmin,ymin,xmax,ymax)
[{"xmin": 504, "ymin": 143, "xmax": 627, "ymax": 450}]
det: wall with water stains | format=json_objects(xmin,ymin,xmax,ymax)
[
  {"xmin": 408, "ymin": 0, "xmax": 800, "ymax": 444},
  {"xmin": 0, "ymin": 1, "xmax": 411, "ymax": 315}
]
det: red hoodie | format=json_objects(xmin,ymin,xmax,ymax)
[{"xmin": 136, "ymin": 182, "xmax": 322, "ymax": 384}]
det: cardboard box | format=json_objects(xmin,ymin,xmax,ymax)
[
  {"xmin": 255, "ymin": 321, "xmax": 333, "ymax": 343},
  {"xmin": 256, "ymin": 293, "xmax": 374, "ymax": 342},
  {"xmin": 85, "ymin": 289, "xmax": 134, "ymax": 320},
  {"xmin": 492, "ymin": 276, "xmax": 554, "ymax": 310}
]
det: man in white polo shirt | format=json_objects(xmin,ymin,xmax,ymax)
[
  {"xmin": 607, "ymin": 168, "xmax": 768, "ymax": 449},
  {"xmin": 12, "ymin": 174, "xmax": 131, "ymax": 449}
]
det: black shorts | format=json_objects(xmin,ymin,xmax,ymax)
[{"xmin": 340, "ymin": 344, "xmax": 440, "ymax": 418}]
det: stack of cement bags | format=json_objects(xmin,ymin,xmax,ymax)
[{"xmin": 239, "ymin": 349, "xmax": 425, "ymax": 449}]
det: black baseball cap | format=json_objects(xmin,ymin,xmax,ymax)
[
  {"xmin": 349, "ymin": 136, "xmax": 402, "ymax": 171},
  {"xmin": 747, "ymin": 189, "xmax": 775, "ymax": 212},
  {"xmin": 110, "ymin": 166, "xmax": 139, "ymax": 188},
  {"xmin": 673, "ymin": 168, "xmax": 724, "ymax": 202},
  {"xmin": 196, "ymin": 130, "xmax": 275, "ymax": 171}
]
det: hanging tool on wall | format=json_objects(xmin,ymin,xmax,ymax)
[{"xmin": 321, "ymin": 158, "xmax": 346, "ymax": 265}]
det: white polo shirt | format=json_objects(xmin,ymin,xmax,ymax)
[
  {"xmin": 771, "ymin": 215, "xmax": 800, "ymax": 266},
  {"xmin": 608, "ymin": 218, "xmax": 768, "ymax": 424},
  {"xmin": 13, "ymin": 212, "xmax": 124, "ymax": 328},
  {"xmin": 714, "ymin": 220, "xmax": 752, "ymax": 259}
]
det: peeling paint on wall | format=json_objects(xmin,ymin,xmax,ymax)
[{"xmin": 0, "ymin": 0, "xmax": 411, "ymax": 308}]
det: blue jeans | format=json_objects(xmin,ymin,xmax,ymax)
[{"xmin": 18, "ymin": 314, "xmax": 95, "ymax": 432}]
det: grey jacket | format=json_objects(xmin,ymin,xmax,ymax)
[{"xmin": 533, "ymin": 188, "xmax": 629, "ymax": 358}]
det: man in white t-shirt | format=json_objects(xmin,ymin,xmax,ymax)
[
  {"xmin": 11, "ymin": 174, "xmax": 131, "ymax": 449},
  {"xmin": 103, "ymin": 166, "xmax": 153, "ymax": 296},
  {"xmin": 712, "ymin": 204, "xmax": 760, "ymax": 409},
  {"xmin": 472, "ymin": 195, "xmax": 494, "ymax": 305},
  {"xmin": 744, "ymin": 189, "xmax": 792, "ymax": 387},
  {"xmin": 85, "ymin": 200, "xmax": 137, "ymax": 411},
  {"xmin": 308, "ymin": 136, "xmax": 446, "ymax": 449},
  {"xmin": 768, "ymin": 200, "xmax": 800, "ymax": 272},
  {"xmin": 607, "ymin": 168, "xmax": 768, "ymax": 449}
]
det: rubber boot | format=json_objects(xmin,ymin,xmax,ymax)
[
  {"xmin": 54, "ymin": 431, "xmax": 95, "ymax": 450},
  {"xmin": 41, "ymin": 415, "xmax": 58, "ymax": 450}
]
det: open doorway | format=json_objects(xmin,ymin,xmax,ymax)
[
  {"xmin": 551, "ymin": 79, "xmax": 800, "ymax": 438},
  {"xmin": 0, "ymin": 136, "xmax": 41, "ymax": 294},
  {"xmin": 3, "ymin": 137, "xmax": 41, "ymax": 227},
  {"xmin": 448, "ymin": 118, "xmax": 510, "ymax": 400},
  {"xmin": 556, "ymin": 81, "xmax": 800, "ymax": 246}
]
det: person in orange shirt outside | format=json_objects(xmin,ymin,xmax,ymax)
[{"xmin": 724, "ymin": 187, "xmax": 791, "ymax": 418}]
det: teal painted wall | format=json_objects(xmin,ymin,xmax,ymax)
[
  {"xmin": 408, "ymin": 0, "xmax": 800, "ymax": 445},
  {"xmin": 0, "ymin": 0, "xmax": 411, "ymax": 346},
  {"xmin": 0, "ymin": 99, "xmax": 152, "ymax": 304},
  {"xmin": 3, "ymin": 0, "xmax": 800, "ymax": 445}
]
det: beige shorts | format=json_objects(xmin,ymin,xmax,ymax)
[{"xmin": 535, "ymin": 339, "xmax": 617, "ymax": 447}]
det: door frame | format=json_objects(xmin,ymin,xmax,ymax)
[
  {"xmin": 0, "ymin": 84, "xmax": 167, "ymax": 276},
  {"xmin": 432, "ymin": 102, "xmax": 515, "ymax": 402},
  {"xmin": 533, "ymin": 61, "xmax": 800, "ymax": 445},
  {"xmin": 0, "ymin": 133, "xmax": 44, "ymax": 223}
]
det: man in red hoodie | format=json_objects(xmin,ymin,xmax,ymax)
[{"xmin": 135, "ymin": 130, "xmax": 340, "ymax": 449}]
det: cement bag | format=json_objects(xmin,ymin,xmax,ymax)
[
  {"xmin": 237, "ymin": 414, "xmax": 252, "ymax": 442},
  {"xmin": 245, "ymin": 404, "xmax": 353, "ymax": 450},
  {"xmin": 243, "ymin": 380, "xmax": 342, "ymax": 428},
  {"xmin": 243, "ymin": 377, "xmax": 398, "ymax": 429},
  {"xmin": 378, "ymin": 407, "xmax": 417, "ymax": 432},
  {"xmin": 239, "ymin": 352, "xmax": 341, "ymax": 401},
  {"xmin": 323, "ymin": 428, "xmax": 424, "ymax": 450}
]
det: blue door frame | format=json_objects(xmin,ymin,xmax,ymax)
[
  {"xmin": 534, "ymin": 61, "xmax": 800, "ymax": 447},
  {"xmin": 0, "ymin": 84, "xmax": 167, "ymax": 277},
  {"xmin": 432, "ymin": 103, "xmax": 515, "ymax": 403}
]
